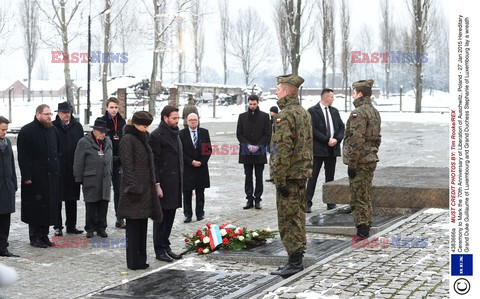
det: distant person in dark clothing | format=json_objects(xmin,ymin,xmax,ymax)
[
  {"xmin": 236, "ymin": 95, "xmax": 272, "ymax": 209},
  {"xmin": 52, "ymin": 102, "xmax": 85, "ymax": 236},
  {"xmin": 100, "ymin": 97, "xmax": 126, "ymax": 229},
  {"xmin": 17, "ymin": 104, "xmax": 60, "ymax": 248},
  {"xmin": 0, "ymin": 116, "xmax": 19, "ymax": 257},
  {"xmin": 266, "ymin": 106, "xmax": 279, "ymax": 183}
]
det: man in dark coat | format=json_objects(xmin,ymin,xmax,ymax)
[
  {"xmin": 306, "ymin": 89, "xmax": 345, "ymax": 212},
  {"xmin": 17, "ymin": 104, "xmax": 60, "ymax": 248},
  {"xmin": 179, "ymin": 113, "xmax": 211, "ymax": 223},
  {"xmin": 236, "ymin": 94, "xmax": 272, "ymax": 209},
  {"xmin": 100, "ymin": 97, "xmax": 127, "ymax": 229},
  {"xmin": 149, "ymin": 105, "xmax": 183, "ymax": 262},
  {"xmin": 0, "ymin": 116, "xmax": 19, "ymax": 257},
  {"xmin": 52, "ymin": 102, "xmax": 85, "ymax": 236}
]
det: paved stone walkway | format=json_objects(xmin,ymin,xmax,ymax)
[{"xmin": 0, "ymin": 120, "xmax": 449, "ymax": 298}]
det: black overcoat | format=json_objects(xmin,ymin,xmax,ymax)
[
  {"xmin": 0, "ymin": 137, "xmax": 17, "ymax": 214},
  {"xmin": 308, "ymin": 103, "xmax": 345, "ymax": 157},
  {"xmin": 179, "ymin": 127, "xmax": 211, "ymax": 190},
  {"xmin": 236, "ymin": 108, "xmax": 271, "ymax": 164},
  {"xmin": 118, "ymin": 125, "xmax": 162, "ymax": 222},
  {"xmin": 149, "ymin": 121, "xmax": 183, "ymax": 210},
  {"xmin": 17, "ymin": 118, "xmax": 60, "ymax": 225},
  {"xmin": 53, "ymin": 115, "xmax": 84, "ymax": 201}
]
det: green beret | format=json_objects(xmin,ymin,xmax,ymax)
[
  {"xmin": 276, "ymin": 74, "xmax": 304, "ymax": 88},
  {"xmin": 352, "ymin": 79, "xmax": 374, "ymax": 89}
]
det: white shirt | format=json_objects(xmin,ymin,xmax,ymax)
[{"xmin": 320, "ymin": 102, "xmax": 333, "ymax": 138}]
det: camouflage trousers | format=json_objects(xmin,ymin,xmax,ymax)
[
  {"xmin": 349, "ymin": 162, "xmax": 377, "ymax": 227},
  {"xmin": 276, "ymin": 179, "xmax": 307, "ymax": 256}
]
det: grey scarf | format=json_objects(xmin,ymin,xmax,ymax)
[{"xmin": 0, "ymin": 138, "xmax": 7, "ymax": 154}]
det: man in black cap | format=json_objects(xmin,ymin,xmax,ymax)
[
  {"xmin": 100, "ymin": 97, "xmax": 126, "ymax": 229},
  {"xmin": 52, "ymin": 102, "xmax": 85, "ymax": 236}
]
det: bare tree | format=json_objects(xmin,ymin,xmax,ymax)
[
  {"xmin": 230, "ymin": 7, "xmax": 271, "ymax": 85},
  {"xmin": 408, "ymin": 0, "xmax": 436, "ymax": 113},
  {"xmin": 36, "ymin": 0, "xmax": 84, "ymax": 107},
  {"xmin": 359, "ymin": 23, "xmax": 375, "ymax": 79},
  {"xmin": 280, "ymin": 0, "xmax": 314, "ymax": 75},
  {"xmin": 148, "ymin": 0, "xmax": 194, "ymax": 114},
  {"xmin": 340, "ymin": 0, "xmax": 350, "ymax": 107},
  {"xmin": 273, "ymin": 0, "xmax": 289, "ymax": 74},
  {"xmin": 0, "ymin": 0, "xmax": 13, "ymax": 55},
  {"xmin": 35, "ymin": 58, "xmax": 49, "ymax": 80},
  {"xmin": 379, "ymin": 0, "xmax": 393, "ymax": 98},
  {"xmin": 329, "ymin": 5, "xmax": 336, "ymax": 88},
  {"xmin": 315, "ymin": 0, "xmax": 334, "ymax": 88},
  {"xmin": 102, "ymin": 0, "xmax": 111, "ymax": 101},
  {"xmin": 20, "ymin": 0, "xmax": 39, "ymax": 102},
  {"xmin": 190, "ymin": 0, "xmax": 204, "ymax": 83},
  {"xmin": 218, "ymin": 0, "xmax": 230, "ymax": 84},
  {"xmin": 113, "ymin": 1, "xmax": 140, "ymax": 76}
]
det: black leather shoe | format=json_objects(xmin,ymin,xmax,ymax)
[
  {"xmin": 30, "ymin": 239, "xmax": 48, "ymax": 248},
  {"xmin": 254, "ymin": 200, "xmax": 262, "ymax": 209},
  {"xmin": 66, "ymin": 227, "xmax": 84, "ymax": 234},
  {"xmin": 41, "ymin": 236, "xmax": 53, "ymax": 247},
  {"xmin": 197, "ymin": 215, "xmax": 205, "ymax": 221},
  {"xmin": 306, "ymin": 206, "xmax": 312, "ymax": 213},
  {"xmin": 97, "ymin": 230, "xmax": 108, "ymax": 238},
  {"xmin": 265, "ymin": 178, "xmax": 274, "ymax": 182},
  {"xmin": 86, "ymin": 231, "xmax": 94, "ymax": 238},
  {"xmin": 167, "ymin": 251, "xmax": 182, "ymax": 260},
  {"xmin": 156, "ymin": 252, "xmax": 173, "ymax": 262},
  {"xmin": 184, "ymin": 217, "xmax": 192, "ymax": 223},
  {"xmin": 54, "ymin": 228, "xmax": 63, "ymax": 236},
  {"xmin": 0, "ymin": 249, "xmax": 20, "ymax": 257},
  {"xmin": 243, "ymin": 199, "xmax": 254, "ymax": 209},
  {"xmin": 115, "ymin": 219, "xmax": 126, "ymax": 229},
  {"xmin": 327, "ymin": 204, "xmax": 337, "ymax": 210}
]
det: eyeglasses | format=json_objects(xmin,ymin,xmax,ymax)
[{"xmin": 42, "ymin": 113, "xmax": 53, "ymax": 116}]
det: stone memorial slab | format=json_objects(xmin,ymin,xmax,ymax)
[
  {"xmin": 322, "ymin": 167, "xmax": 448, "ymax": 208},
  {"xmin": 92, "ymin": 269, "xmax": 280, "ymax": 299}
]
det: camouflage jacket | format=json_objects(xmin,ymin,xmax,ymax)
[
  {"xmin": 272, "ymin": 94, "xmax": 313, "ymax": 186},
  {"xmin": 342, "ymin": 96, "xmax": 381, "ymax": 168}
]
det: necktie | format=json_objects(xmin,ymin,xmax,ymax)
[
  {"xmin": 325, "ymin": 107, "xmax": 331, "ymax": 138},
  {"xmin": 193, "ymin": 130, "xmax": 197, "ymax": 148}
]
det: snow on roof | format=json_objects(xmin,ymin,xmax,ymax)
[
  {"xmin": 28, "ymin": 80, "xmax": 70, "ymax": 91},
  {"xmin": 0, "ymin": 80, "xmax": 15, "ymax": 90}
]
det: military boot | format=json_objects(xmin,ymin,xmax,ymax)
[
  {"xmin": 356, "ymin": 224, "xmax": 370, "ymax": 240},
  {"xmin": 271, "ymin": 252, "xmax": 304, "ymax": 277}
]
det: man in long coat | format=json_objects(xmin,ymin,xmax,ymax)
[
  {"xmin": 179, "ymin": 113, "xmax": 211, "ymax": 223},
  {"xmin": 17, "ymin": 104, "xmax": 60, "ymax": 248},
  {"xmin": 236, "ymin": 94, "xmax": 272, "ymax": 209},
  {"xmin": 149, "ymin": 105, "xmax": 183, "ymax": 262},
  {"xmin": 52, "ymin": 102, "xmax": 85, "ymax": 236},
  {"xmin": 0, "ymin": 116, "xmax": 19, "ymax": 257}
]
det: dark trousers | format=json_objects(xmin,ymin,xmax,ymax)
[
  {"xmin": 153, "ymin": 209, "xmax": 176, "ymax": 256},
  {"xmin": 244, "ymin": 163, "xmax": 265, "ymax": 200},
  {"xmin": 85, "ymin": 200, "xmax": 109, "ymax": 233},
  {"xmin": 183, "ymin": 188, "xmax": 205, "ymax": 218},
  {"xmin": 0, "ymin": 213, "xmax": 11, "ymax": 250},
  {"xmin": 54, "ymin": 201, "xmax": 78, "ymax": 230},
  {"xmin": 306, "ymin": 156, "xmax": 337, "ymax": 208},
  {"xmin": 112, "ymin": 158, "xmax": 122, "ymax": 220},
  {"xmin": 28, "ymin": 224, "xmax": 49, "ymax": 243},
  {"xmin": 126, "ymin": 218, "xmax": 148, "ymax": 270}
]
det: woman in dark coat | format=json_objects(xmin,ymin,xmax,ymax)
[
  {"xmin": 118, "ymin": 111, "xmax": 162, "ymax": 270},
  {"xmin": 0, "ymin": 116, "xmax": 19, "ymax": 257},
  {"xmin": 73, "ymin": 118, "xmax": 113, "ymax": 238}
]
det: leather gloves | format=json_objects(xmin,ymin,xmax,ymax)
[
  {"xmin": 347, "ymin": 166, "xmax": 357, "ymax": 179},
  {"xmin": 277, "ymin": 186, "xmax": 289, "ymax": 197}
]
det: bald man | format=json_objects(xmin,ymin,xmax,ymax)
[{"xmin": 178, "ymin": 113, "xmax": 212, "ymax": 223}]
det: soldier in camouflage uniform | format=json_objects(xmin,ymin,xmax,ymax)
[
  {"xmin": 342, "ymin": 79, "xmax": 381, "ymax": 239},
  {"xmin": 270, "ymin": 74, "xmax": 313, "ymax": 277},
  {"xmin": 182, "ymin": 94, "xmax": 199, "ymax": 128}
]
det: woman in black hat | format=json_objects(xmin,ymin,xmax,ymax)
[
  {"xmin": 118, "ymin": 111, "xmax": 162, "ymax": 270},
  {"xmin": 73, "ymin": 118, "xmax": 113, "ymax": 238}
]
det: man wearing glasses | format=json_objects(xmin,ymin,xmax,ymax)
[{"xmin": 17, "ymin": 104, "xmax": 60, "ymax": 248}]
